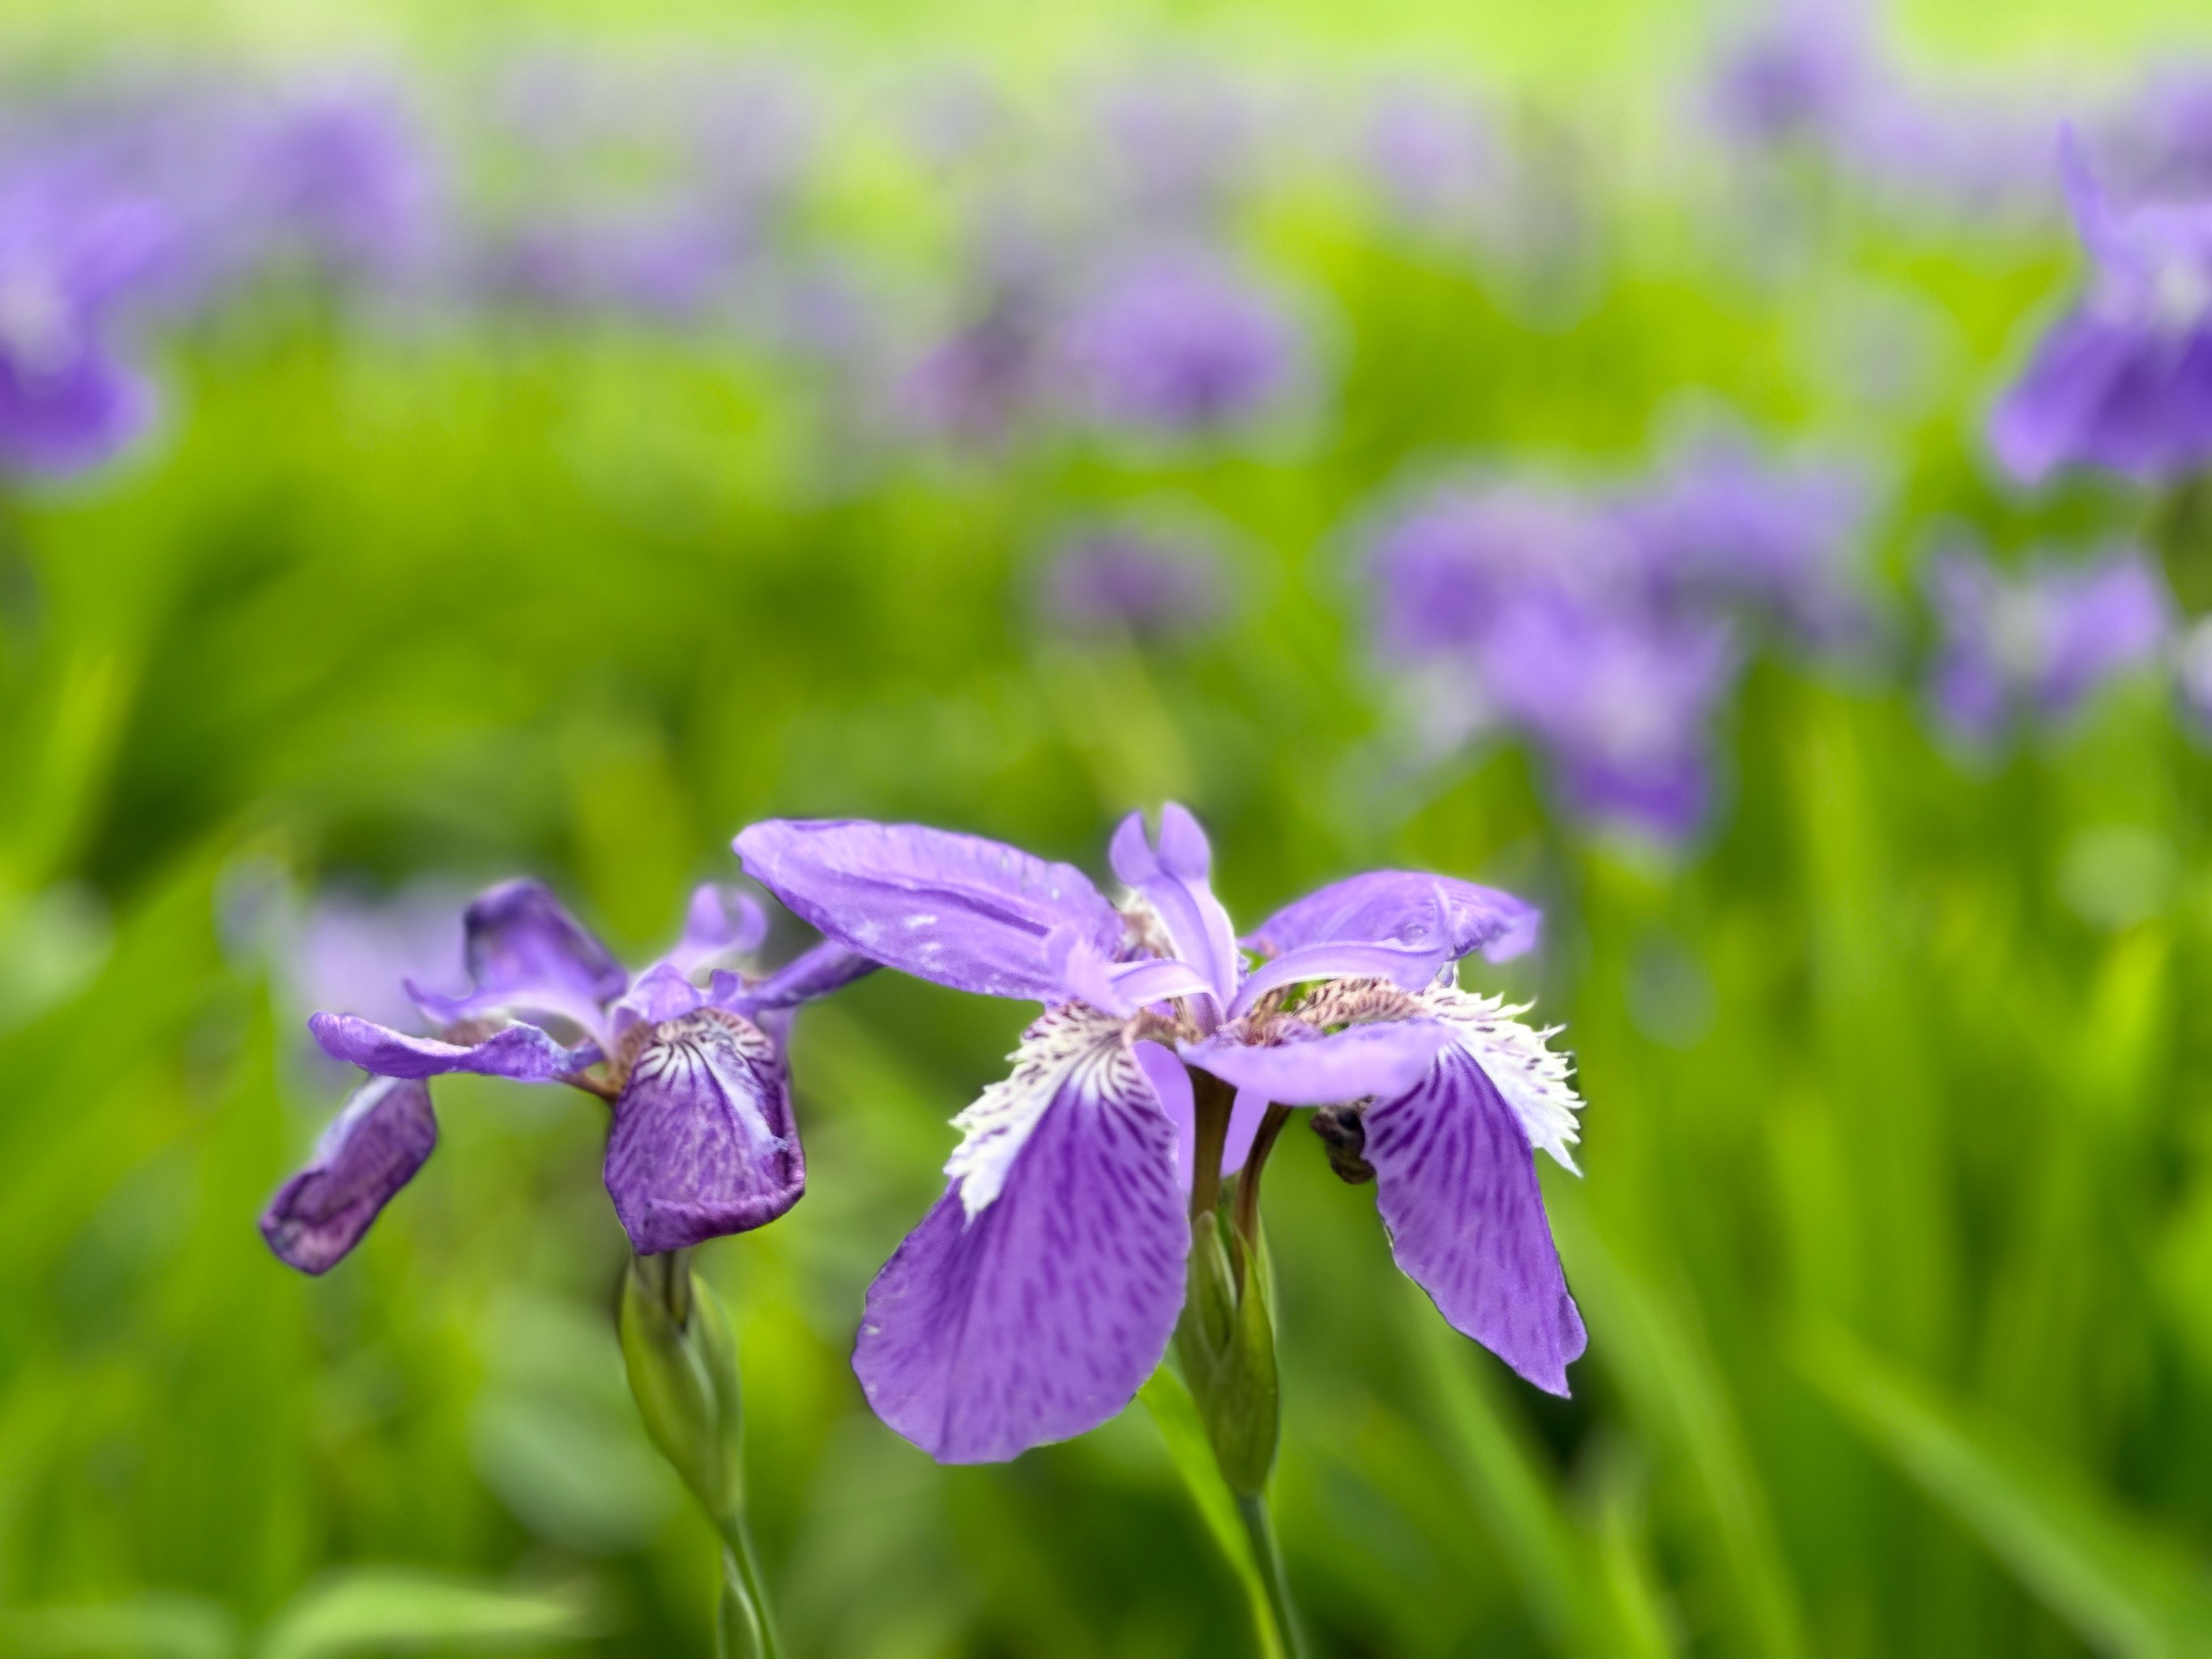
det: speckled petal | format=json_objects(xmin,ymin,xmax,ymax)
[
  {"xmin": 853, "ymin": 1008, "xmax": 1188, "ymax": 1463},
  {"xmin": 1364, "ymin": 1047, "xmax": 1586, "ymax": 1395},
  {"xmin": 259, "ymin": 1077, "xmax": 437, "ymax": 1274},
  {"xmin": 604, "ymin": 1009, "xmax": 804, "ymax": 1255}
]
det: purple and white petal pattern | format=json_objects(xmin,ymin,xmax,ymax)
[
  {"xmin": 1245, "ymin": 871, "xmax": 1539, "ymax": 966},
  {"xmin": 1181, "ymin": 1018, "xmax": 1453, "ymax": 1107},
  {"xmin": 604, "ymin": 1009, "xmax": 804, "ymax": 1256},
  {"xmin": 308, "ymin": 1011, "xmax": 601, "ymax": 1082},
  {"xmin": 1364, "ymin": 1047, "xmax": 1586, "ymax": 1395},
  {"xmin": 737, "ymin": 819, "xmax": 1124, "ymax": 1001},
  {"xmin": 259, "ymin": 1077, "xmax": 437, "ymax": 1274},
  {"xmin": 1108, "ymin": 804, "xmax": 1243, "ymax": 1006},
  {"xmin": 854, "ymin": 1004, "xmax": 1189, "ymax": 1463}
]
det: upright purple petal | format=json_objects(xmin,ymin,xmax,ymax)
[
  {"xmin": 604, "ymin": 1009, "xmax": 803, "ymax": 1255},
  {"xmin": 1108, "ymin": 804, "xmax": 1242, "ymax": 1005},
  {"xmin": 1364, "ymin": 1047, "xmax": 1585, "ymax": 1395},
  {"xmin": 661, "ymin": 883, "xmax": 769, "ymax": 977},
  {"xmin": 461, "ymin": 879, "xmax": 628, "ymax": 1004},
  {"xmin": 735, "ymin": 818, "xmax": 1124, "ymax": 1001},
  {"xmin": 308, "ymin": 1012, "xmax": 600, "ymax": 1081},
  {"xmin": 260, "ymin": 1077, "xmax": 437, "ymax": 1274},
  {"xmin": 1245, "ymin": 871, "xmax": 1539, "ymax": 966},
  {"xmin": 853, "ymin": 1007, "xmax": 1188, "ymax": 1463},
  {"xmin": 1181, "ymin": 1017, "xmax": 1452, "ymax": 1107}
]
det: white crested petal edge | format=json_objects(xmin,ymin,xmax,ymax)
[
  {"xmin": 944, "ymin": 1002, "xmax": 1135, "ymax": 1220},
  {"xmin": 1423, "ymin": 984, "xmax": 1585, "ymax": 1174}
]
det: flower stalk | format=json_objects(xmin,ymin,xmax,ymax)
[{"xmin": 619, "ymin": 1250, "xmax": 779, "ymax": 1659}]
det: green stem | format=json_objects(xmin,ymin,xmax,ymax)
[
  {"xmin": 715, "ymin": 1518, "xmax": 779, "ymax": 1659},
  {"xmin": 1234, "ymin": 1490, "xmax": 1309, "ymax": 1659}
]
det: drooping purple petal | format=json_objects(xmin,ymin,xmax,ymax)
[
  {"xmin": 724, "ymin": 940, "xmax": 879, "ymax": 1012},
  {"xmin": 308, "ymin": 1012, "xmax": 600, "ymax": 1082},
  {"xmin": 1245, "ymin": 871, "xmax": 1539, "ymax": 966},
  {"xmin": 1108, "ymin": 804, "xmax": 1242, "ymax": 1006},
  {"xmin": 1181, "ymin": 1018, "xmax": 1453, "ymax": 1107},
  {"xmin": 1364, "ymin": 1046, "xmax": 1586, "ymax": 1395},
  {"xmin": 853, "ymin": 1012, "xmax": 1188, "ymax": 1463},
  {"xmin": 604, "ymin": 1009, "xmax": 804, "ymax": 1255},
  {"xmin": 259, "ymin": 1077, "xmax": 437, "ymax": 1274},
  {"xmin": 735, "ymin": 818, "xmax": 1124, "ymax": 1001}
]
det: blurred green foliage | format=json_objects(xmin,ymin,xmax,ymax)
[{"xmin": 9, "ymin": 4, "xmax": 2212, "ymax": 1657}]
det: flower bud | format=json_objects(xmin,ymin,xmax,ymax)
[
  {"xmin": 619, "ymin": 1253, "xmax": 745, "ymax": 1528},
  {"xmin": 1173, "ymin": 1214, "xmax": 1280, "ymax": 1497}
]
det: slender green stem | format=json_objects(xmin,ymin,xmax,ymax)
[
  {"xmin": 715, "ymin": 1519, "xmax": 779, "ymax": 1659},
  {"xmin": 1234, "ymin": 1490, "xmax": 1309, "ymax": 1659}
]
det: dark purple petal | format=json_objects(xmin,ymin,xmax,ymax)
[
  {"xmin": 308, "ymin": 1011, "xmax": 600, "ymax": 1081},
  {"xmin": 1108, "ymin": 804, "xmax": 1242, "ymax": 1005},
  {"xmin": 735, "ymin": 818, "xmax": 1124, "ymax": 1000},
  {"xmin": 604, "ymin": 1009, "xmax": 803, "ymax": 1255},
  {"xmin": 1246, "ymin": 871, "xmax": 1539, "ymax": 966},
  {"xmin": 1181, "ymin": 1018, "xmax": 1452, "ymax": 1106},
  {"xmin": 259, "ymin": 1077, "xmax": 437, "ymax": 1275},
  {"xmin": 1364, "ymin": 1046, "xmax": 1586, "ymax": 1395},
  {"xmin": 462, "ymin": 878, "xmax": 628, "ymax": 1004},
  {"xmin": 853, "ymin": 1009, "xmax": 1188, "ymax": 1463}
]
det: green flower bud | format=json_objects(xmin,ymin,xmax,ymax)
[
  {"xmin": 619, "ymin": 1252, "xmax": 744, "ymax": 1529},
  {"xmin": 1174, "ymin": 1213, "xmax": 1280, "ymax": 1498}
]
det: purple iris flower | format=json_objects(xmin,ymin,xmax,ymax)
[
  {"xmin": 1061, "ymin": 250, "xmax": 1302, "ymax": 436},
  {"xmin": 735, "ymin": 805, "xmax": 1585, "ymax": 1465},
  {"xmin": 230, "ymin": 79, "xmax": 441, "ymax": 287},
  {"xmin": 262, "ymin": 876, "xmax": 871, "ymax": 1274},
  {"xmin": 1991, "ymin": 138, "xmax": 2212, "ymax": 486},
  {"xmin": 1923, "ymin": 541, "xmax": 2171, "ymax": 748},
  {"xmin": 1039, "ymin": 522, "xmax": 1230, "ymax": 641}
]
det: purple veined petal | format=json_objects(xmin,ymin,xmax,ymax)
[
  {"xmin": 736, "ymin": 818, "xmax": 1125, "ymax": 1001},
  {"xmin": 1364, "ymin": 1046, "xmax": 1586, "ymax": 1396},
  {"xmin": 1046, "ymin": 927, "xmax": 1214, "ymax": 1017},
  {"xmin": 461, "ymin": 878, "xmax": 629, "ymax": 1004},
  {"xmin": 609, "ymin": 962, "xmax": 709, "ymax": 1037},
  {"xmin": 1108, "ymin": 804, "xmax": 1243, "ymax": 1007},
  {"xmin": 1228, "ymin": 936, "xmax": 1450, "ymax": 1019},
  {"xmin": 724, "ymin": 940, "xmax": 880, "ymax": 1012},
  {"xmin": 1245, "ymin": 871, "xmax": 1540, "ymax": 966},
  {"xmin": 604, "ymin": 1009, "xmax": 804, "ymax": 1255},
  {"xmin": 854, "ymin": 1004, "xmax": 1189, "ymax": 1463},
  {"xmin": 259, "ymin": 1077, "xmax": 437, "ymax": 1275},
  {"xmin": 661, "ymin": 883, "xmax": 769, "ymax": 978},
  {"xmin": 1181, "ymin": 1017, "xmax": 1453, "ymax": 1107},
  {"xmin": 308, "ymin": 1011, "xmax": 601, "ymax": 1081}
]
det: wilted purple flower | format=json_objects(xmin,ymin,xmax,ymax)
[
  {"xmin": 1039, "ymin": 522, "xmax": 1229, "ymax": 640},
  {"xmin": 737, "ymin": 805, "xmax": 1584, "ymax": 1464},
  {"xmin": 1062, "ymin": 251, "xmax": 1302, "ymax": 436},
  {"xmin": 1924, "ymin": 541, "xmax": 2170, "ymax": 747},
  {"xmin": 1618, "ymin": 434, "xmax": 1874, "ymax": 647},
  {"xmin": 262, "ymin": 876, "xmax": 870, "ymax": 1273},
  {"xmin": 1991, "ymin": 139, "xmax": 2212, "ymax": 486}
]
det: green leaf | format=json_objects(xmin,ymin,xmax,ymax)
[
  {"xmin": 1801, "ymin": 1323, "xmax": 2212, "ymax": 1659},
  {"xmin": 254, "ymin": 1571, "xmax": 600, "ymax": 1659},
  {"xmin": 0, "ymin": 1593, "xmax": 236, "ymax": 1659},
  {"xmin": 1138, "ymin": 1367, "xmax": 1285, "ymax": 1659}
]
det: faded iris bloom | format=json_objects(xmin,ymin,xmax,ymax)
[
  {"xmin": 736, "ymin": 805, "xmax": 1585, "ymax": 1464},
  {"xmin": 262, "ymin": 876, "xmax": 868, "ymax": 1273},
  {"xmin": 1063, "ymin": 251, "xmax": 1301, "ymax": 436},
  {"xmin": 1924, "ymin": 541, "xmax": 2170, "ymax": 748},
  {"xmin": 1992, "ymin": 139, "xmax": 2212, "ymax": 486}
]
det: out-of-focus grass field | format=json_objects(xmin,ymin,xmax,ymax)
[{"xmin": 8, "ymin": 1, "xmax": 2212, "ymax": 1655}]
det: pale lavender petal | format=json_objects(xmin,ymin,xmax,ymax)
[
  {"xmin": 736, "ymin": 818, "xmax": 1123, "ymax": 1000},
  {"xmin": 662, "ymin": 883, "xmax": 769, "ymax": 976},
  {"xmin": 1364, "ymin": 1046, "xmax": 1586, "ymax": 1395},
  {"xmin": 259, "ymin": 1077, "xmax": 437, "ymax": 1275},
  {"xmin": 308, "ymin": 1012, "xmax": 600, "ymax": 1081},
  {"xmin": 1181, "ymin": 1018, "xmax": 1453, "ymax": 1106},
  {"xmin": 1108, "ymin": 804, "xmax": 1242, "ymax": 1004},
  {"xmin": 1046, "ymin": 928, "xmax": 1213, "ymax": 1016},
  {"xmin": 1246, "ymin": 871, "xmax": 1539, "ymax": 966},
  {"xmin": 1228, "ymin": 936, "xmax": 1449, "ymax": 1018},
  {"xmin": 853, "ymin": 1026, "xmax": 1188, "ymax": 1463},
  {"xmin": 604, "ymin": 1009, "xmax": 803, "ymax": 1255}
]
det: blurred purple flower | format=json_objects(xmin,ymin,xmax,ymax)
[
  {"xmin": 1063, "ymin": 251, "xmax": 1302, "ymax": 436},
  {"xmin": 1039, "ymin": 522, "xmax": 1229, "ymax": 640},
  {"xmin": 1363, "ymin": 83, "xmax": 1502, "ymax": 231},
  {"xmin": 1091, "ymin": 67, "xmax": 1259, "ymax": 226},
  {"xmin": 231, "ymin": 79, "xmax": 442, "ymax": 285},
  {"xmin": 1991, "ymin": 139, "xmax": 2212, "ymax": 486},
  {"xmin": 1706, "ymin": 0, "xmax": 1875, "ymax": 148},
  {"xmin": 736, "ymin": 806, "xmax": 1579, "ymax": 1463},
  {"xmin": 903, "ymin": 232, "xmax": 1063, "ymax": 446},
  {"xmin": 263, "ymin": 875, "xmax": 871, "ymax": 1273},
  {"xmin": 286, "ymin": 883, "xmax": 470, "ymax": 1039},
  {"xmin": 1924, "ymin": 541, "xmax": 2171, "ymax": 747}
]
